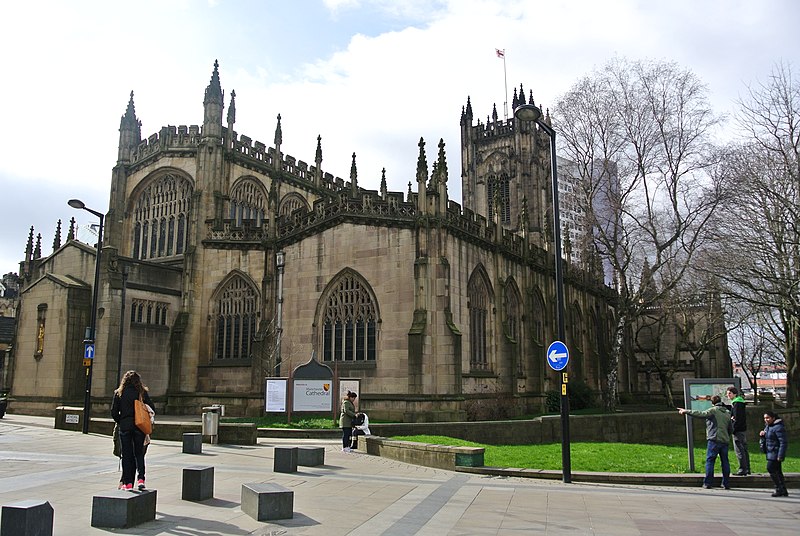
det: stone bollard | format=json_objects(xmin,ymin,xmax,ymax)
[{"xmin": 1, "ymin": 500, "xmax": 54, "ymax": 536}]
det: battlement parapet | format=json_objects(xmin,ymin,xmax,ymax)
[
  {"xmin": 278, "ymin": 191, "xmax": 417, "ymax": 240},
  {"xmin": 228, "ymin": 130, "xmax": 348, "ymax": 191},
  {"xmin": 205, "ymin": 219, "xmax": 268, "ymax": 244},
  {"xmin": 471, "ymin": 118, "xmax": 515, "ymax": 140},
  {"xmin": 131, "ymin": 125, "xmax": 201, "ymax": 163}
]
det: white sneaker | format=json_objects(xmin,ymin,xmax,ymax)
[{"xmin": 342, "ymin": 447, "xmax": 351, "ymax": 453}]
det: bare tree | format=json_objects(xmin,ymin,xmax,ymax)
[
  {"xmin": 555, "ymin": 57, "xmax": 723, "ymax": 411},
  {"xmin": 709, "ymin": 62, "xmax": 800, "ymax": 406},
  {"xmin": 727, "ymin": 304, "xmax": 786, "ymax": 404}
]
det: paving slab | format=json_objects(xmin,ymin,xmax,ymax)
[{"xmin": 0, "ymin": 413, "xmax": 798, "ymax": 535}]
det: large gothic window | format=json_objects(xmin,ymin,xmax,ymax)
[
  {"xmin": 570, "ymin": 303, "xmax": 584, "ymax": 379},
  {"xmin": 487, "ymin": 174, "xmax": 511, "ymax": 224},
  {"xmin": 320, "ymin": 270, "xmax": 378, "ymax": 363},
  {"xmin": 468, "ymin": 266, "xmax": 493, "ymax": 371},
  {"xmin": 504, "ymin": 278, "xmax": 522, "ymax": 375},
  {"xmin": 505, "ymin": 279, "xmax": 521, "ymax": 343},
  {"xmin": 213, "ymin": 274, "xmax": 259, "ymax": 361},
  {"xmin": 229, "ymin": 177, "xmax": 267, "ymax": 227},
  {"xmin": 131, "ymin": 173, "xmax": 192, "ymax": 260}
]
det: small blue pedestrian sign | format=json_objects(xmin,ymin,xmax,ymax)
[
  {"xmin": 84, "ymin": 343, "xmax": 95, "ymax": 360},
  {"xmin": 546, "ymin": 341, "xmax": 569, "ymax": 371}
]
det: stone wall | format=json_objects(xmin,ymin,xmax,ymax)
[{"xmin": 369, "ymin": 405, "xmax": 799, "ymax": 446}]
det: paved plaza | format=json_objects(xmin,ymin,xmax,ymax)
[{"xmin": 1, "ymin": 413, "xmax": 798, "ymax": 535}]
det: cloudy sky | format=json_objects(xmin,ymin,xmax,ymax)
[{"xmin": 1, "ymin": 0, "xmax": 797, "ymax": 275}]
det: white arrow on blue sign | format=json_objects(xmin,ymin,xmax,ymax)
[
  {"xmin": 84, "ymin": 343, "xmax": 95, "ymax": 360},
  {"xmin": 546, "ymin": 341, "xmax": 569, "ymax": 371}
]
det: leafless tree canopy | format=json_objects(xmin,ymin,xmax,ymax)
[
  {"xmin": 555, "ymin": 57, "xmax": 724, "ymax": 410},
  {"xmin": 708, "ymin": 62, "xmax": 800, "ymax": 405}
]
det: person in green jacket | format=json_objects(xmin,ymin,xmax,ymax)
[
  {"xmin": 339, "ymin": 391, "xmax": 357, "ymax": 452},
  {"xmin": 678, "ymin": 395, "xmax": 733, "ymax": 489},
  {"xmin": 727, "ymin": 386, "xmax": 750, "ymax": 475}
]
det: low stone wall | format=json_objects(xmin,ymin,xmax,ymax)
[
  {"xmin": 53, "ymin": 407, "xmax": 257, "ymax": 445},
  {"xmin": 369, "ymin": 405, "xmax": 799, "ymax": 446},
  {"xmin": 360, "ymin": 435, "xmax": 484, "ymax": 470}
]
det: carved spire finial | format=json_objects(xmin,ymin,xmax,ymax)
[
  {"xmin": 204, "ymin": 59, "xmax": 223, "ymax": 105},
  {"xmin": 416, "ymin": 137, "xmax": 428, "ymax": 183},
  {"xmin": 25, "ymin": 226, "xmax": 34, "ymax": 261},
  {"xmin": 350, "ymin": 152, "xmax": 358, "ymax": 196},
  {"xmin": 274, "ymin": 113, "xmax": 282, "ymax": 146},
  {"xmin": 227, "ymin": 89, "xmax": 236, "ymax": 125},
  {"xmin": 437, "ymin": 138, "xmax": 448, "ymax": 184},
  {"xmin": 53, "ymin": 219, "xmax": 62, "ymax": 251}
]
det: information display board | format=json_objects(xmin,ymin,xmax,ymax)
[
  {"xmin": 682, "ymin": 377, "xmax": 741, "ymax": 471},
  {"xmin": 265, "ymin": 378, "xmax": 287, "ymax": 412}
]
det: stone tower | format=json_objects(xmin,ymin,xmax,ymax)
[{"xmin": 460, "ymin": 85, "xmax": 554, "ymax": 250}]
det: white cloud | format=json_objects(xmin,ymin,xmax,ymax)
[{"xmin": 1, "ymin": 0, "xmax": 798, "ymax": 274}]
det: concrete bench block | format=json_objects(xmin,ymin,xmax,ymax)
[
  {"xmin": 182, "ymin": 433, "xmax": 203, "ymax": 454},
  {"xmin": 241, "ymin": 483, "xmax": 293, "ymax": 521},
  {"xmin": 1, "ymin": 499, "xmax": 54, "ymax": 536},
  {"xmin": 273, "ymin": 446, "xmax": 298, "ymax": 473},
  {"xmin": 297, "ymin": 446, "xmax": 325, "ymax": 466},
  {"xmin": 182, "ymin": 466, "xmax": 214, "ymax": 501},
  {"xmin": 91, "ymin": 490, "xmax": 156, "ymax": 528}
]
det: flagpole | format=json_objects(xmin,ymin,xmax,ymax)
[
  {"xmin": 503, "ymin": 52, "xmax": 508, "ymax": 120},
  {"xmin": 497, "ymin": 48, "xmax": 508, "ymax": 120}
]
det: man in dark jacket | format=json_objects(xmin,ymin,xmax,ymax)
[
  {"xmin": 727, "ymin": 386, "xmax": 750, "ymax": 475},
  {"xmin": 678, "ymin": 395, "xmax": 733, "ymax": 489}
]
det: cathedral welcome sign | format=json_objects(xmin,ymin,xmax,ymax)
[{"xmin": 292, "ymin": 380, "xmax": 333, "ymax": 411}]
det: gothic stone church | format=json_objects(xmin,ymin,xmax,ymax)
[{"xmin": 11, "ymin": 62, "xmax": 624, "ymax": 420}]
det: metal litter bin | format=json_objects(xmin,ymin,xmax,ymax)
[{"xmin": 202, "ymin": 406, "xmax": 220, "ymax": 444}]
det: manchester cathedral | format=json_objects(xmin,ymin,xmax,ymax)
[{"xmin": 6, "ymin": 62, "xmax": 729, "ymax": 420}]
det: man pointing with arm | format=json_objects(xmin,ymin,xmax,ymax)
[{"xmin": 677, "ymin": 395, "xmax": 733, "ymax": 490}]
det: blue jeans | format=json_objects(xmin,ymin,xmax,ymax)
[{"xmin": 704, "ymin": 440, "xmax": 730, "ymax": 488}]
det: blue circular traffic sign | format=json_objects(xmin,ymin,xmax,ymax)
[{"xmin": 546, "ymin": 341, "xmax": 569, "ymax": 371}]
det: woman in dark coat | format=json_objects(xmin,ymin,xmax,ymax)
[
  {"xmin": 111, "ymin": 370, "xmax": 153, "ymax": 490},
  {"xmin": 759, "ymin": 411, "xmax": 789, "ymax": 497},
  {"xmin": 338, "ymin": 391, "xmax": 357, "ymax": 452}
]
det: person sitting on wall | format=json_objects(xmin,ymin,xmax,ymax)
[{"xmin": 351, "ymin": 412, "xmax": 371, "ymax": 449}]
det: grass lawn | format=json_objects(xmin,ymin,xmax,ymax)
[
  {"xmin": 223, "ymin": 414, "xmax": 338, "ymax": 429},
  {"xmin": 391, "ymin": 435, "xmax": 800, "ymax": 474}
]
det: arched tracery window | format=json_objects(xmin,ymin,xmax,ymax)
[
  {"xmin": 505, "ymin": 279, "xmax": 521, "ymax": 343},
  {"xmin": 570, "ymin": 303, "xmax": 583, "ymax": 351},
  {"xmin": 320, "ymin": 270, "xmax": 378, "ymax": 362},
  {"xmin": 505, "ymin": 278, "xmax": 522, "ymax": 375},
  {"xmin": 530, "ymin": 290, "xmax": 545, "ymax": 346},
  {"xmin": 131, "ymin": 173, "xmax": 192, "ymax": 260},
  {"xmin": 214, "ymin": 274, "xmax": 259, "ymax": 360},
  {"xmin": 468, "ymin": 266, "xmax": 493, "ymax": 371},
  {"xmin": 279, "ymin": 192, "xmax": 310, "ymax": 218},
  {"xmin": 229, "ymin": 178, "xmax": 267, "ymax": 227},
  {"xmin": 487, "ymin": 174, "xmax": 511, "ymax": 224}
]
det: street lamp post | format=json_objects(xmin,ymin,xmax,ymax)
[
  {"xmin": 68, "ymin": 199, "xmax": 105, "ymax": 434},
  {"xmin": 513, "ymin": 104, "xmax": 572, "ymax": 483}
]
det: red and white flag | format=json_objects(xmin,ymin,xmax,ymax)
[{"xmin": 496, "ymin": 48, "xmax": 505, "ymax": 58}]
